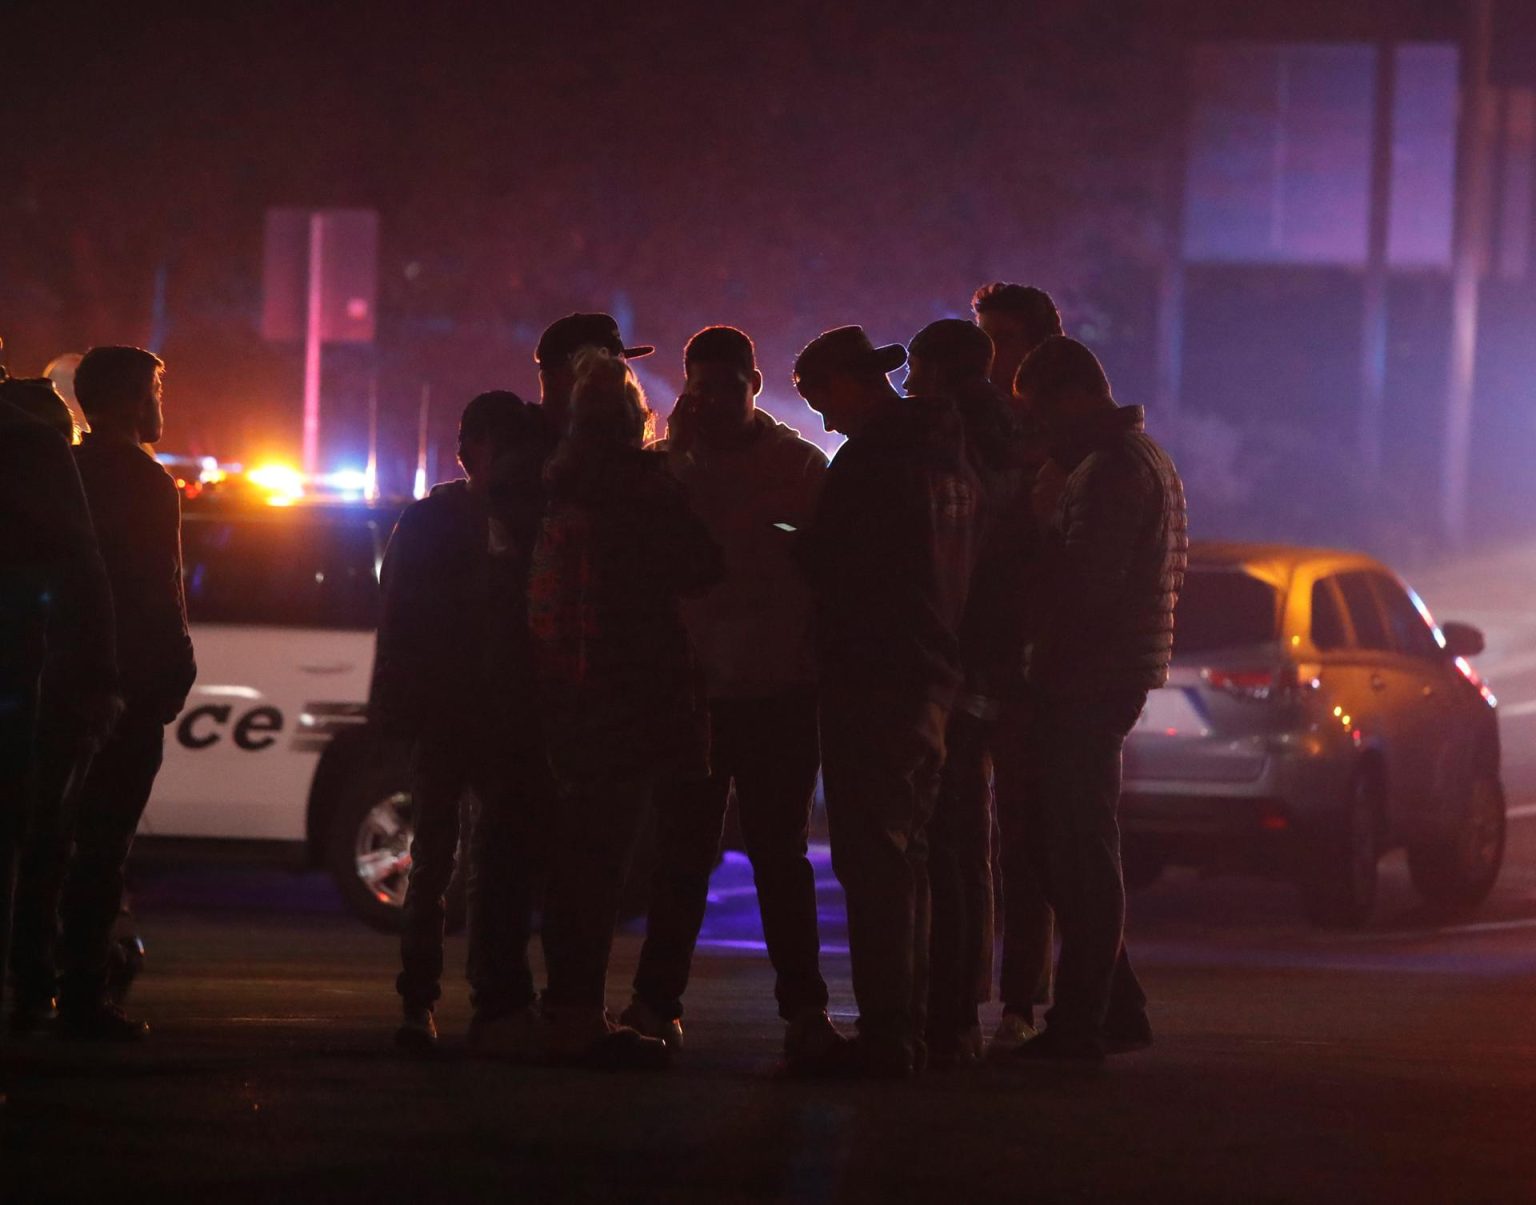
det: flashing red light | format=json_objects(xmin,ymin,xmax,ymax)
[{"xmin": 1203, "ymin": 667, "xmax": 1290, "ymax": 700}]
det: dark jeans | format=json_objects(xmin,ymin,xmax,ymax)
[
  {"xmin": 397, "ymin": 728, "xmax": 546, "ymax": 1018},
  {"xmin": 634, "ymin": 689, "xmax": 826, "ymax": 1023},
  {"xmin": 926, "ymin": 709, "xmax": 996, "ymax": 1040},
  {"xmin": 1013, "ymin": 686, "xmax": 1149, "ymax": 1042},
  {"xmin": 0, "ymin": 668, "xmax": 40, "ymax": 1013},
  {"xmin": 10, "ymin": 700, "xmax": 93, "ymax": 1007},
  {"xmin": 991, "ymin": 699, "xmax": 1056, "ymax": 1016},
  {"xmin": 820, "ymin": 686, "xmax": 945, "ymax": 1052},
  {"xmin": 45, "ymin": 708, "xmax": 163, "ymax": 1010},
  {"xmin": 542, "ymin": 775, "xmax": 652, "ymax": 1010}
]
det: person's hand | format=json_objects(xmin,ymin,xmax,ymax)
[
  {"xmin": 1031, "ymin": 459, "xmax": 1068, "ymax": 527},
  {"xmin": 668, "ymin": 391, "xmax": 702, "ymax": 454}
]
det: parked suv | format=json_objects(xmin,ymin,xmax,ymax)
[{"xmin": 1121, "ymin": 541, "xmax": 1504, "ymax": 928}]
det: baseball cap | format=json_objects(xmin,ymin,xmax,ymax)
[{"xmin": 535, "ymin": 313, "xmax": 655, "ymax": 368}]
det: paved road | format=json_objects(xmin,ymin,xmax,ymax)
[{"xmin": 6, "ymin": 806, "xmax": 1536, "ymax": 1204}]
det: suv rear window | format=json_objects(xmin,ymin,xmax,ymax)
[
  {"xmin": 1173, "ymin": 569, "xmax": 1282, "ymax": 653},
  {"xmin": 182, "ymin": 514, "xmax": 384, "ymax": 630}
]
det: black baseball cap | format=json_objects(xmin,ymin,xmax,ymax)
[
  {"xmin": 535, "ymin": 313, "xmax": 654, "ymax": 368},
  {"xmin": 792, "ymin": 326, "xmax": 907, "ymax": 391}
]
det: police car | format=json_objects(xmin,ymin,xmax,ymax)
[{"xmin": 139, "ymin": 460, "xmax": 432, "ymax": 929}]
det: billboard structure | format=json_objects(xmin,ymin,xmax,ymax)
[{"xmin": 261, "ymin": 209, "xmax": 379, "ymax": 474}]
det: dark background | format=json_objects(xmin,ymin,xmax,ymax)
[{"xmin": 3, "ymin": 0, "xmax": 1528, "ymax": 556}]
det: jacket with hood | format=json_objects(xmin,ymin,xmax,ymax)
[
  {"xmin": 73, "ymin": 432, "xmax": 194, "ymax": 722},
  {"xmin": 529, "ymin": 446, "xmax": 723, "ymax": 784},
  {"xmin": 1028, "ymin": 404, "xmax": 1187, "ymax": 696},
  {"xmin": 655, "ymin": 410, "xmax": 827, "ymax": 700},
  {"xmin": 798, "ymin": 393, "xmax": 982, "ymax": 710}
]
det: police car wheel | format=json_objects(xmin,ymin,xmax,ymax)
[{"xmin": 325, "ymin": 753, "xmax": 467, "ymax": 933}]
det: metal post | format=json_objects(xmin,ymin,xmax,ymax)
[
  {"xmin": 301, "ymin": 212, "xmax": 326, "ymax": 477},
  {"xmin": 414, "ymin": 383, "xmax": 431, "ymax": 500},
  {"xmin": 365, "ymin": 369, "xmax": 380, "ymax": 503},
  {"xmin": 1360, "ymin": 36, "xmax": 1396, "ymax": 480},
  {"xmin": 1442, "ymin": 0, "xmax": 1497, "ymax": 543}
]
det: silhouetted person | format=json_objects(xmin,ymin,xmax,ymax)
[
  {"xmin": 902, "ymin": 318, "xmax": 1025, "ymax": 1067},
  {"xmin": 529, "ymin": 348, "xmax": 722, "ymax": 1070},
  {"xmin": 967, "ymin": 285, "xmax": 1067, "ymax": 1055},
  {"xmin": 50, "ymin": 347, "xmax": 194, "ymax": 1040},
  {"xmin": 620, "ymin": 326, "xmax": 841, "ymax": 1070},
  {"xmin": 534, "ymin": 312, "xmax": 654, "ymax": 437},
  {"xmin": 0, "ymin": 378, "xmax": 120, "ymax": 1036},
  {"xmin": 1002, "ymin": 337, "xmax": 1186, "ymax": 1064},
  {"xmin": 0, "ymin": 394, "xmax": 119, "ymax": 1038},
  {"xmin": 794, "ymin": 327, "xmax": 982, "ymax": 1077},
  {"xmin": 370, "ymin": 390, "xmax": 550, "ymax": 1052},
  {"xmin": 973, "ymin": 282, "xmax": 1064, "ymax": 398}
]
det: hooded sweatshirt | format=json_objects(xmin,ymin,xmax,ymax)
[
  {"xmin": 798, "ymin": 393, "xmax": 982, "ymax": 709},
  {"xmin": 654, "ymin": 410, "xmax": 827, "ymax": 699}
]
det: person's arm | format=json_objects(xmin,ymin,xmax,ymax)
[
  {"xmin": 368, "ymin": 504, "xmax": 436, "ymax": 737},
  {"xmin": 146, "ymin": 474, "xmax": 196, "ymax": 721},
  {"xmin": 1055, "ymin": 451, "xmax": 1149, "ymax": 625}
]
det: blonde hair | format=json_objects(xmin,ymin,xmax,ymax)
[{"xmin": 568, "ymin": 347, "xmax": 654, "ymax": 448}]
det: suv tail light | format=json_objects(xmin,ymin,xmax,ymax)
[{"xmin": 1202, "ymin": 665, "xmax": 1317, "ymax": 702}]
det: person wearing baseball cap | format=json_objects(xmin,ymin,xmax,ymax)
[
  {"xmin": 534, "ymin": 313, "xmax": 654, "ymax": 436},
  {"xmin": 792, "ymin": 325, "xmax": 984, "ymax": 1077}
]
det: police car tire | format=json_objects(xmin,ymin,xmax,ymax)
[{"xmin": 324, "ymin": 746, "xmax": 467, "ymax": 934}]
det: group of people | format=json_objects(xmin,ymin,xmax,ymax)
[
  {"xmin": 373, "ymin": 285, "xmax": 1188, "ymax": 1077},
  {"xmin": 0, "ymin": 279, "xmax": 1188, "ymax": 1080}
]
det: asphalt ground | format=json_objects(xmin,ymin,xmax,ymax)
[{"xmin": 6, "ymin": 813, "xmax": 1536, "ymax": 1205}]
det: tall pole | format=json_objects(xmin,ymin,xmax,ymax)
[
  {"xmin": 1359, "ymin": 34, "xmax": 1396, "ymax": 481},
  {"xmin": 302, "ymin": 212, "xmax": 326, "ymax": 476},
  {"xmin": 365, "ymin": 368, "xmax": 380, "ymax": 503},
  {"xmin": 1442, "ymin": 0, "xmax": 1497, "ymax": 543},
  {"xmin": 414, "ymin": 383, "xmax": 431, "ymax": 500}
]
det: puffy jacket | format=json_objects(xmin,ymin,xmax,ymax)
[
  {"xmin": 529, "ymin": 447, "xmax": 723, "ymax": 784},
  {"xmin": 798, "ymin": 393, "xmax": 982, "ymax": 710},
  {"xmin": 73, "ymin": 432, "xmax": 194, "ymax": 721},
  {"xmin": 655, "ymin": 410, "xmax": 827, "ymax": 699},
  {"xmin": 1028, "ymin": 404, "xmax": 1187, "ymax": 696}
]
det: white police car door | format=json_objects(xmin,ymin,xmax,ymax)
[{"xmin": 141, "ymin": 510, "xmax": 385, "ymax": 841}]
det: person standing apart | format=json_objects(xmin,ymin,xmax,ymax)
[
  {"xmin": 619, "ymin": 326, "xmax": 841, "ymax": 1071},
  {"xmin": 793, "ymin": 327, "xmax": 981, "ymax": 1078},
  {"xmin": 1004, "ymin": 337, "xmax": 1186, "ymax": 1065},
  {"xmin": 56, "ymin": 347, "xmax": 195, "ymax": 1040}
]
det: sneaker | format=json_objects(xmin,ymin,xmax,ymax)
[
  {"xmin": 1004, "ymin": 1026, "xmax": 1105, "ymax": 1067},
  {"xmin": 56, "ymin": 1003, "xmax": 148, "ymax": 1043},
  {"xmin": 618, "ymin": 998, "xmax": 685, "ymax": 1051},
  {"xmin": 8, "ymin": 996, "xmax": 58, "ymax": 1038},
  {"xmin": 782, "ymin": 1008, "xmax": 846, "ymax": 1076},
  {"xmin": 395, "ymin": 1005, "xmax": 439, "ymax": 1052},
  {"xmin": 1103, "ymin": 1010, "xmax": 1153, "ymax": 1055},
  {"xmin": 467, "ymin": 1006, "xmax": 546, "ymax": 1062},
  {"xmin": 546, "ymin": 1006, "xmax": 670, "ymax": 1072},
  {"xmin": 986, "ymin": 1011, "xmax": 1039, "ymax": 1059}
]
